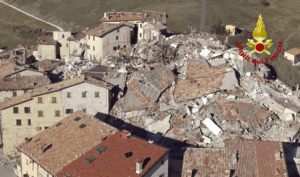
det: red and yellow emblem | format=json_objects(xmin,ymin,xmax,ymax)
[{"xmin": 247, "ymin": 14, "xmax": 273, "ymax": 55}]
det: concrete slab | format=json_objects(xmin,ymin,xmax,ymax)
[{"xmin": 145, "ymin": 114, "xmax": 172, "ymax": 135}]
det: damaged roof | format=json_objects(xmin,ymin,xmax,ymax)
[
  {"xmin": 214, "ymin": 102, "xmax": 275, "ymax": 127},
  {"xmin": 174, "ymin": 61, "xmax": 229, "ymax": 102},
  {"xmin": 99, "ymin": 12, "xmax": 142, "ymax": 22},
  {"xmin": 148, "ymin": 23, "xmax": 167, "ymax": 31},
  {"xmin": 141, "ymin": 10, "xmax": 167, "ymax": 24},
  {"xmin": 0, "ymin": 60, "xmax": 17, "ymax": 78},
  {"xmin": 182, "ymin": 139, "xmax": 288, "ymax": 177},
  {"xmin": 37, "ymin": 36, "xmax": 57, "ymax": 45},
  {"xmin": 35, "ymin": 59, "xmax": 60, "ymax": 72},
  {"xmin": 56, "ymin": 131, "xmax": 169, "ymax": 177},
  {"xmin": 16, "ymin": 111, "xmax": 118, "ymax": 175},
  {"xmin": 3, "ymin": 67, "xmax": 46, "ymax": 77}
]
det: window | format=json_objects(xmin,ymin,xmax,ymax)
[
  {"xmin": 16, "ymin": 73, "xmax": 21, "ymax": 78},
  {"xmin": 87, "ymin": 45, "xmax": 90, "ymax": 49},
  {"xmin": 62, "ymin": 34, "xmax": 64, "ymax": 39},
  {"xmin": 161, "ymin": 159, "xmax": 164, "ymax": 165},
  {"xmin": 13, "ymin": 107, "xmax": 19, "ymax": 113},
  {"xmin": 95, "ymin": 92, "xmax": 99, "ymax": 97},
  {"xmin": 140, "ymin": 24, "xmax": 142, "ymax": 28},
  {"xmin": 38, "ymin": 111, "xmax": 43, "ymax": 117},
  {"xmin": 82, "ymin": 108, "xmax": 86, "ymax": 113},
  {"xmin": 117, "ymin": 29, "xmax": 119, "ymax": 33},
  {"xmin": 66, "ymin": 43, "xmax": 68, "ymax": 47},
  {"xmin": 124, "ymin": 45, "xmax": 126, "ymax": 49},
  {"xmin": 28, "ymin": 119, "xmax": 31, "ymax": 126},
  {"xmin": 32, "ymin": 163, "xmax": 34, "ymax": 170},
  {"xmin": 44, "ymin": 127, "xmax": 49, "ymax": 129},
  {"xmin": 16, "ymin": 119, "xmax": 21, "ymax": 126},
  {"xmin": 24, "ymin": 90, "xmax": 28, "ymax": 93},
  {"xmin": 118, "ymin": 45, "xmax": 120, "ymax": 50},
  {"xmin": 55, "ymin": 110, "xmax": 60, "ymax": 117},
  {"xmin": 93, "ymin": 36, "xmax": 95, "ymax": 41},
  {"xmin": 88, "ymin": 35, "xmax": 90, "ymax": 40},
  {"xmin": 116, "ymin": 36, "xmax": 118, "ymax": 40},
  {"xmin": 52, "ymin": 97, "xmax": 57, "ymax": 103},
  {"xmin": 140, "ymin": 33, "xmax": 142, "ymax": 37},
  {"xmin": 93, "ymin": 46, "xmax": 95, "ymax": 51},
  {"xmin": 159, "ymin": 174, "xmax": 165, "ymax": 177},
  {"xmin": 38, "ymin": 97, "xmax": 43, "ymax": 103},
  {"xmin": 65, "ymin": 109, "xmax": 73, "ymax": 114},
  {"xmin": 90, "ymin": 54, "xmax": 92, "ymax": 60},
  {"xmin": 67, "ymin": 92, "xmax": 71, "ymax": 98},
  {"xmin": 82, "ymin": 92, "xmax": 86, "ymax": 98},
  {"xmin": 26, "ymin": 159, "xmax": 28, "ymax": 165},
  {"xmin": 113, "ymin": 46, "xmax": 117, "ymax": 51},
  {"xmin": 24, "ymin": 107, "xmax": 30, "ymax": 113},
  {"xmin": 13, "ymin": 91, "xmax": 17, "ymax": 97}
]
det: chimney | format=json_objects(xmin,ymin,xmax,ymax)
[
  {"xmin": 186, "ymin": 170, "xmax": 192, "ymax": 177},
  {"xmin": 297, "ymin": 84, "xmax": 299, "ymax": 91},
  {"xmin": 136, "ymin": 158, "xmax": 143, "ymax": 174},
  {"xmin": 104, "ymin": 12, "xmax": 107, "ymax": 17},
  {"xmin": 225, "ymin": 170, "xmax": 230, "ymax": 177},
  {"xmin": 121, "ymin": 130, "xmax": 131, "ymax": 139}
]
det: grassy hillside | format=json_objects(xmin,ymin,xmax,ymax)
[
  {"xmin": 0, "ymin": 3, "xmax": 56, "ymax": 49},
  {"xmin": 2, "ymin": 0, "xmax": 300, "ymax": 88}
]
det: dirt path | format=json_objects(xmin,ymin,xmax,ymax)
[{"xmin": 0, "ymin": 0, "xmax": 64, "ymax": 31}]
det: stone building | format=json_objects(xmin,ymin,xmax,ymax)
[
  {"xmin": 34, "ymin": 36, "xmax": 59, "ymax": 60},
  {"xmin": 0, "ymin": 75, "xmax": 112, "ymax": 156},
  {"xmin": 15, "ymin": 111, "xmax": 118, "ymax": 177},
  {"xmin": 56, "ymin": 130, "xmax": 170, "ymax": 177},
  {"xmin": 84, "ymin": 22, "xmax": 134, "ymax": 61},
  {"xmin": 138, "ymin": 22, "xmax": 167, "ymax": 42},
  {"xmin": 225, "ymin": 24, "xmax": 237, "ymax": 35},
  {"xmin": 53, "ymin": 31, "xmax": 72, "ymax": 60}
]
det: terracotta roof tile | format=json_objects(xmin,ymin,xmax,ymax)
[
  {"xmin": 56, "ymin": 131, "xmax": 169, "ymax": 177},
  {"xmin": 0, "ymin": 61, "xmax": 17, "ymax": 77},
  {"xmin": 285, "ymin": 48, "xmax": 300, "ymax": 55},
  {"xmin": 84, "ymin": 24, "xmax": 123, "ymax": 37},
  {"xmin": 37, "ymin": 36, "xmax": 57, "ymax": 45},
  {"xmin": 16, "ymin": 111, "xmax": 118, "ymax": 175},
  {"xmin": 36, "ymin": 59, "xmax": 60, "ymax": 72},
  {"xmin": 0, "ymin": 92, "xmax": 32, "ymax": 110},
  {"xmin": 99, "ymin": 12, "xmax": 142, "ymax": 22},
  {"xmin": 0, "ymin": 75, "xmax": 51, "ymax": 91}
]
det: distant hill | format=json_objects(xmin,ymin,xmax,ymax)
[{"xmin": 2, "ymin": 0, "xmax": 300, "ymax": 88}]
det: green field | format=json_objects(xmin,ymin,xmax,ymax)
[
  {"xmin": 2, "ymin": 0, "xmax": 300, "ymax": 88},
  {"xmin": 0, "ymin": 3, "xmax": 56, "ymax": 49}
]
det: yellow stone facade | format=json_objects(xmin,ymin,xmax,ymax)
[{"xmin": 2, "ymin": 91, "xmax": 63, "ymax": 156}]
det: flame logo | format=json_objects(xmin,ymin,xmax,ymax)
[{"xmin": 247, "ymin": 14, "xmax": 273, "ymax": 55}]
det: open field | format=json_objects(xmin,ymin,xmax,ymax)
[
  {"xmin": 2, "ymin": 0, "xmax": 300, "ymax": 87},
  {"xmin": 0, "ymin": 3, "xmax": 56, "ymax": 49}
]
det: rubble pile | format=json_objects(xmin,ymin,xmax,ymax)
[{"xmin": 66, "ymin": 33, "xmax": 300, "ymax": 149}]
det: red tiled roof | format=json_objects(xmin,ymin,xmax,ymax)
[
  {"xmin": 16, "ymin": 111, "xmax": 118, "ymax": 175},
  {"xmin": 84, "ymin": 23, "xmax": 129, "ymax": 37},
  {"xmin": 99, "ymin": 12, "xmax": 142, "ymax": 22},
  {"xmin": 182, "ymin": 139, "xmax": 288, "ymax": 177},
  {"xmin": 56, "ymin": 131, "xmax": 169, "ymax": 177}
]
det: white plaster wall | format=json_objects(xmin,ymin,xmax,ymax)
[
  {"xmin": 144, "ymin": 153, "xmax": 169, "ymax": 177},
  {"xmin": 21, "ymin": 153, "xmax": 39, "ymax": 177},
  {"xmin": 284, "ymin": 52, "xmax": 295, "ymax": 63},
  {"xmin": 53, "ymin": 31, "xmax": 72, "ymax": 60},
  {"xmin": 38, "ymin": 165, "xmax": 52, "ymax": 177},
  {"xmin": 86, "ymin": 35, "xmax": 103, "ymax": 61},
  {"xmin": 38, "ymin": 45, "xmax": 56, "ymax": 60},
  {"xmin": 137, "ymin": 22, "xmax": 144, "ymax": 41},
  {"xmin": 61, "ymin": 83, "xmax": 109, "ymax": 117},
  {"xmin": 0, "ymin": 90, "xmax": 26, "ymax": 102}
]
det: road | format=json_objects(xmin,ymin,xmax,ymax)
[{"xmin": 0, "ymin": 0, "xmax": 64, "ymax": 31}]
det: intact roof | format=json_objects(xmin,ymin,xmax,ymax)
[
  {"xmin": 182, "ymin": 139, "xmax": 288, "ymax": 177},
  {"xmin": 0, "ymin": 75, "xmax": 112, "ymax": 110},
  {"xmin": 285, "ymin": 48, "xmax": 300, "ymax": 56},
  {"xmin": 16, "ymin": 111, "xmax": 118, "ymax": 175},
  {"xmin": 0, "ymin": 92, "xmax": 32, "ymax": 110},
  {"xmin": 99, "ymin": 12, "xmax": 142, "ymax": 22},
  {"xmin": 3, "ymin": 67, "xmax": 46, "ymax": 77},
  {"xmin": 182, "ymin": 148, "xmax": 227, "ymax": 177},
  {"xmin": 0, "ymin": 75, "xmax": 51, "ymax": 91},
  {"xmin": 37, "ymin": 36, "xmax": 57, "ymax": 45},
  {"xmin": 84, "ymin": 23, "xmax": 131, "ymax": 37},
  {"xmin": 56, "ymin": 131, "xmax": 169, "ymax": 177}
]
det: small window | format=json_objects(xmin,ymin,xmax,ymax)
[
  {"xmin": 159, "ymin": 174, "xmax": 165, "ymax": 177},
  {"xmin": 65, "ymin": 109, "xmax": 73, "ymax": 114},
  {"xmin": 26, "ymin": 159, "xmax": 28, "ymax": 165},
  {"xmin": 28, "ymin": 119, "xmax": 31, "ymax": 125},
  {"xmin": 82, "ymin": 108, "xmax": 86, "ymax": 113},
  {"xmin": 84, "ymin": 156, "xmax": 96, "ymax": 163},
  {"xmin": 56, "ymin": 122, "xmax": 62, "ymax": 127},
  {"xmin": 32, "ymin": 163, "xmax": 34, "ymax": 170},
  {"xmin": 118, "ymin": 45, "xmax": 120, "ymax": 50},
  {"xmin": 140, "ymin": 33, "xmax": 142, "ymax": 37},
  {"xmin": 13, "ymin": 107, "xmax": 19, "ymax": 113},
  {"xmin": 116, "ymin": 36, "xmax": 118, "ymax": 40},
  {"xmin": 66, "ymin": 43, "xmax": 68, "ymax": 47},
  {"xmin": 140, "ymin": 24, "xmax": 142, "ymax": 28},
  {"xmin": 67, "ymin": 92, "xmax": 71, "ymax": 98},
  {"xmin": 55, "ymin": 110, "xmax": 60, "ymax": 117},
  {"xmin": 93, "ymin": 36, "xmax": 95, "ymax": 41},
  {"xmin": 38, "ymin": 97, "xmax": 43, "ymax": 103},
  {"xmin": 74, "ymin": 117, "xmax": 81, "ymax": 121},
  {"xmin": 24, "ymin": 90, "xmax": 28, "ymax": 93},
  {"xmin": 113, "ymin": 46, "xmax": 117, "ymax": 51},
  {"xmin": 13, "ymin": 91, "xmax": 17, "ymax": 97},
  {"xmin": 89, "ymin": 35, "xmax": 90, "ymax": 40},
  {"xmin": 124, "ymin": 45, "xmax": 126, "ymax": 49},
  {"xmin": 52, "ymin": 97, "xmax": 57, "ymax": 103},
  {"xmin": 24, "ymin": 107, "xmax": 30, "ymax": 113},
  {"xmin": 82, "ymin": 92, "xmax": 86, "ymax": 98},
  {"xmin": 117, "ymin": 29, "xmax": 119, "ymax": 33},
  {"xmin": 16, "ymin": 119, "xmax": 21, "ymax": 126},
  {"xmin": 79, "ymin": 124, "xmax": 87, "ymax": 129},
  {"xmin": 38, "ymin": 111, "xmax": 43, "ymax": 117},
  {"xmin": 90, "ymin": 54, "xmax": 92, "ymax": 60},
  {"xmin": 93, "ymin": 46, "xmax": 95, "ymax": 51},
  {"xmin": 44, "ymin": 127, "xmax": 49, "ymax": 129},
  {"xmin": 95, "ymin": 92, "xmax": 99, "ymax": 97},
  {"xmin": 62, "ymin": 34, "xmax": 64, "ymax": 39},
  {"xmin": 161, "ymin": 159, "xmax": 164, "ymax": 165}
]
